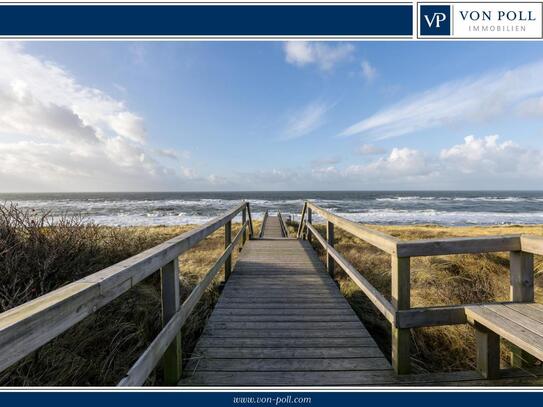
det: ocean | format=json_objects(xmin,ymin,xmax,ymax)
[{"xmin": 1, "ymin": 191, "xmax": 543, "ymax": 227}]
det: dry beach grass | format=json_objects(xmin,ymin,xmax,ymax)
[{"xmin": 0, "ymin": 204, "xmax": 542, "ymax": 385}]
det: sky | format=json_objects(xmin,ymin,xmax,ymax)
[{"xmin": 0, "ymin": 40, "xmax": 543, "ymax": 192}]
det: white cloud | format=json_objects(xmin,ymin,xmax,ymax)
[
  {"xmin": 340, "ymin": 59, "xmax": 543, "ymax": 140},
  {"xmin": 281, "ymin": 101, "xmax": 330, "ymax": 140},
  {"xmin": 283, "ymin": 42, "xmax": 354, "ymax": 71},
  {"xmin": 0, "ymin": 43, "xmax": 197, "ymax": 192},
  {"xmin": 361, "ymin": 60, "xmax": 377, "ymax": 82},
  {"xmin": 356, "ymin": 144, "xmax": 386, "ymax": 155}
]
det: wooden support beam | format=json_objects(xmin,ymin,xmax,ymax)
[
  {"xmin": 391, "ymin": 256, "xmax": 410, "ymax": 375},
  {"xmin": 297, "ymin": 202, "xmax": 307, "ymax": 238},
  {"xmin": 225, "ymin": 220, "xmax": 232, "ymax": 281},
  {"xmin": 474, "ymin": 322, "xmax": 500, "ymax": 379},
  {"xmin": 326, "ymin": 221, "xmax": 335, "ymax": 278},
  {"xmin": 160, "ymin": 259, "xmax": 182, "ymax": 385},
  {"xmin": 307, "ymin": 207, "xmax": 312, "ymax": 243},
  {"xmin": 509, "ymin": 251, "xmax": 535, "ymax": 367},
  {"xmin": 241, "ymin": 208, "xmax": 247, "ymax": 248}
]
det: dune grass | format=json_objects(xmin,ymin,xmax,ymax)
[
  {"xmin": 1, "ymin": 204, "xmax": 542, "ymax": 385},
  {"xmin": 0, "ymin": 203, "xmax": 254, "ymax": 386}
]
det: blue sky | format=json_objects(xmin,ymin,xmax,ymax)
[{"xmin": 0, "ymin": 41, "xmax": 542, "ymax": 191}]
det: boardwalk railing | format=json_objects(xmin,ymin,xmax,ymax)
[
  {"xmin": 0, "ymin": 202, "xmax": 254, "ymax": 386},
  {"xmin": 259, "ymin": 209, "xmax": 269, "ymax": 238},
  {"xmin": 298, "ymin": 201, "xmax": 543, "ymax": 375},
  {"xmin": 278, "ymin": 211, "xmax": 289, "ymax": 238}
]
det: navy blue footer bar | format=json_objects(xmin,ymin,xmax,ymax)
[
  {"xmin": 1, "ymin": 391, "xmax": 543, "ymax": 406},
  {"xmin": 0, "ymin": 4, "xmax": 413, "ymax": 37}
]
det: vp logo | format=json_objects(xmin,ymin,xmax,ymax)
[
  {"xmin": 424, "ymin": 12, "xmax": 447, "ymax": 28},
  {"xmin": 420, "ymin": 4, "xmax": 451, "ymax": 36}
]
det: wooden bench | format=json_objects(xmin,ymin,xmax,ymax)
[{"xmin": 465, "ymin": 303, "xmax": 543, "ymax": 379}]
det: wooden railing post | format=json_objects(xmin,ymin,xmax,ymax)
[
  {"xmin": 307, "ymin": 207, "xmax": 312, "ymax": 243},
  {"xmin": 297, "ymin": 202, "xmax": 307, "ymax": 238},
  {"xmin": 241, "ymin": 206, "xmax": 247, "ymax": 247},
  {"xmin": 160, "ymin": 259, "xmax": 182, "ymax": 385},
  {"xmin": 509, "ymin": 250, "xmax": 535, "ymax": 367},
  {"xmin": 225, "ymin": 220, "xmax": 232, "ymax": 281},
  {"xmin": 474, "ymin": 322, "xmax": 500, "ymax": 379},
  {"xmin": 326, "ymin": 221, "xmax": 335, "ymax": 277},
  {"xmin": 246, "ymin": 202, "xmax": 254, "ymax": 239},
  {"xmin": 391, "ymin": 255, "xmax": 410, "ymax": 375}
]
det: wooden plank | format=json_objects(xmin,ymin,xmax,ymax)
[
  {"xmin": 196, "ymin": 337, "xmax": 377, "ymax": 348},
  {"xmin": 205, "ymin": 321, "xmax": 363, "ymax": 330},
  {"xmin": 521, "ymin": 234, "xmax": 543, "ymax": 256},
  {"xmin": 186, "ymin": 357, "xmax": 391, "ymax": 372},
  {"xmin": 189, "ymin": 347, "xmax": 385, "ymax": 359},
  {"xmin": 396, "ymin": 305, "xmax": 467, "ymax": 329},
  {"xmin": 396, "ymin": 235, "xmax": 521, "ymax": 257},
  {"xmin": 486, "ymin": 304, "xmax": 543, "ymax": 337},
  {"xmin": 212, "ymin": 308, "xmax": 352, "ymax": 316},
  {"xmin": 202, "ymin": 329, "xmax": 370, "ymax": 338},
  {"xmin": 466, "ymin": 305, "xmax": 543, "ymax": 361},
  {"xmin": 181, "ymin": 370, "xmax": 397, "ymax": 386},
  {"xmin": 208, "ymin": 314, "xmax": 361, "ymax": 322},
  {"xmin": 506, "ymin": 303, "xmax": 543, "ymax": 324},
  {"xmin": 307, "ymin": 202, "xmax": 399, "ymax": 254}
]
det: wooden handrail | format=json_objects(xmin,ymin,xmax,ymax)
[
  {"xmin": 521, "ymin": 234, "xmax": 543, "ymax": 256},
  {"xmin": 259, "ymin": 210, "xmax": 269, "ymax": 238},
  {"xmin": 277, "ymin": 211, "xmax": 289, "ymax": 238},
  {"xmin": 0, "ymin": 202, "xmax": 252, "ymax": 376},
  {"xmin": 305, "ymin": 202, "xmax": 399, "ymax": 254},
  {"xmin": 396, "ymin": 235, "xmax": 522, "ymax": 257},
  {"xmin": 298, "ymin": 200, "xmax": 543, "ymax": 375},
  {"xmin": 306, "ymin": 223, "xmax": 395, "ymax": 323},
  {"xmin": 297, "ymin": 202, "xmax": 307, "ymax": 238}
]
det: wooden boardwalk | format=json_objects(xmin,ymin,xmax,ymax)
[
  {"xmin": 2, "ymin": 202, "xmax": 543, "ymax": 387},
  {"xmin": 182, "ymin": 216, "xmax": 393, "ymax": 386}
]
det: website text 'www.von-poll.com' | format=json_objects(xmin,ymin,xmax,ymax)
[{"xmin": 232, "ymin": 395, "xmax": 312, "ymax": 405}]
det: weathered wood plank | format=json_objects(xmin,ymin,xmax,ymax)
[
  {"xmin": 186, "ymin": 357, "xmax": 391, "ymax": 372},
  {"xmin": 521, "ymin": 234, "xmax": 543, "ymax": 256},
  {"xmin": 466, "ymin": 305, "xmax": 543, "ymax": 362},
  {"xmin": 205, "ymin": 321, "xmax": 363, "ymax": 330},
  {"xmin": 189, "ymin": 347, "xmax": 385, "ymax": 359},
  {"xmin": 196, "ymin": 337, "xmax": 377, "ymax": 348},
  {"xmin": 208, "ymin": 314, "xmax": 361, "ymax": 322},
  {"xmin": 307, "ymin": 202, "xmax": 399, "ymax": 254},
  {"xmin": 396, "ymin": 235, "xmax": 521, "ymax": 257},
  {"xmin": 201, "ymin": 329, "xmax": 370, "ymax": 338}
]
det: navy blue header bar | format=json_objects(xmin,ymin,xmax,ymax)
[{"xmin": 0, "ymin": 4, "xmax": 413, "ymax": 37}]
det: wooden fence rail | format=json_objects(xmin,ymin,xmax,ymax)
[
  {"xmin": 0, "ymin": 202, "xmax": 254, "ymax": 385},
  {"xmin": 298, "ymin": 201, "xmax": 543, "ymax": 375}
]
